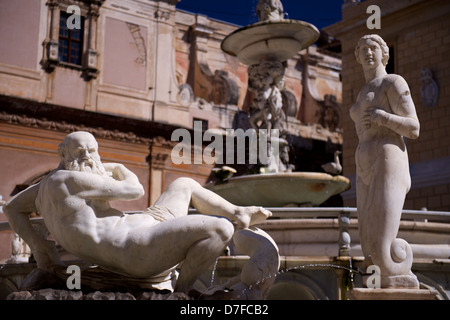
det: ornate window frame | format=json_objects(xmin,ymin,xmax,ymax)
[
  {"xmin": 58, "ymin": 10, "xmax": 85, "ymax": 65},
  {"xmin": 41, "ymin": 0, "xmax": 104, "ymax": 80}
]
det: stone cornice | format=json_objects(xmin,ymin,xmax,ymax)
[
  {"xmin": 0, "ymin": 95, "xmax": 181, "ymax": 146},
  {"xmin": 0, "ymin": 111, "xmax": 151, "ymax": 144}
]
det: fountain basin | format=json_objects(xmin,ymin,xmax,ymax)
[
  {"xmin": 221, "ymin": 20, "xmax": 320, "ymax": 65},
  {"xmin": 207, "ymin": 172, "xmax": 350, "ymax": 207}
]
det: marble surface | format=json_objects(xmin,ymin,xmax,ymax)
[
  {"xmin": 221, "ymin": 20, "xmax": 319, "ymax": 65},
  {"xmin": 207, "ymin": 172, "xmax": 350, "ymax": 207},
  {"xmin": 351, "ymin": 35, "xmax": 420, "ymax": 288},
  {"xmin": 3, "ymin": 131, "xmax": 279, "ymax": 296}
]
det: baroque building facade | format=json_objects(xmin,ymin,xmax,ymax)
[{"xmin": 0, "ymin": 0, "xmax": 449, "ymax": 301}]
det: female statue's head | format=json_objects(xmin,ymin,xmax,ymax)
[{"xmin": 355, "ymin": 34, "xmax": 389, "ymax": 68}]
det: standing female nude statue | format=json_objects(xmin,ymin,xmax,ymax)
[{"xmin": 351, "ymin": 35, "xmax": 420, "ymax": 288}]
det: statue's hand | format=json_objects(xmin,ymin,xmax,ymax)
[
  {"xmin": 363, "ymin": 107, "xmax": 387, "ymax": 129},
  {"xmin": 33, "ymin": 239, "xmax": 63, "ymax": 269},
  {"xmin": 103, "ymin": 163, "xmax": 127, "ymax": 181}
]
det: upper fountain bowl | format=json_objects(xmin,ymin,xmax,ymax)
[{"xmin": 221, "ymin": 19, "xmax": 320, "ymax": 65}]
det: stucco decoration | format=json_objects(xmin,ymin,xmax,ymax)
[
  {"xmin": 177, "ymin": 83, "xmax": 194, "ymax": 107},
  {"xmin": 419, "ymin": 67, "xmax": 439, "ymax": 108},
  {"xmin": 190, "ymin": 16, "xmax": 240, "ymax": 106},
  {"xmin": 126, "ymin": 22, "xmax": 147, "ymax": 65},
  {"xmin": 247, "ymin": 58, "xmax": 287, "ymax": 133}
]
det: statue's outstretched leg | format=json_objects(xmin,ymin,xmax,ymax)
[{"xmin": 153, "ymin": 177, "xmax": 271, "ymax": 229}]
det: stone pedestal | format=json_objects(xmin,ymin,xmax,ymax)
[{"xmin": 347, "ymin": 288, "xmax": 439, "ymax": 300}]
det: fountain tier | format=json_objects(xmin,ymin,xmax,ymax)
[
  {"xmin": 221, "ymin": 20, "xmax": 319, "ymax": 65},
  {"xmin": 207, "ymin": 172, "xmax": 350, "ymax": 207}
]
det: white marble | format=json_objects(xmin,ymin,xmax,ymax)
[
  {"xmin": 202, "ymin": 227, "xmax": 280, "ymax": 299},
  {"xmin": 256, "ymin": 0, "xmax": 284, "ymax": 22},
  {"xmin": 347, "ymin": 288, "xmax": 438, "ymax": 300},
  {"xmin": 10, "ymin": 233, "xmax": 31, "ymax": 263},
  {"xmin": 207, "ymin": 172, "xmax": 350, "ymax": 207},
  {"xmin": 321, "ymin": 150, "xmax": 342, "ymax": 175},
  {"xmin": 4, "ymin": 131, "xmax": 277, "ymax": 294},
  {"xmin": 248, "ymin": 58, "xmax": 286, "ymax": 133},
  {"xmin": 350, "ymin": 35, "xmax": 420, "ymax": 288},
  {"xmin": 221, "ymin": 20, "xmax": 319, "ymax": 66},
  {"xmin": 221, "ymin": 0, "xmax": 319, "ymax": 175}
]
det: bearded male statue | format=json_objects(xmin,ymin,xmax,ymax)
[{"xmin": 4, "ymin": 131, "xmax": 278, "ymax": 296}]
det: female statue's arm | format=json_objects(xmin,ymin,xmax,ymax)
[{"xmin": 364, "ymin": 75, "xmax": 420, "ymax": 139}]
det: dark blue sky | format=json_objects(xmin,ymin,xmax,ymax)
[{"xmin": 176, "ymin": 0, "xmax": 343, "ymax": 31}]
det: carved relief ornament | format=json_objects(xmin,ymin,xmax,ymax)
[{"xmin": 420, "ymin": 67, "xmax": 439, "ymax": 108}]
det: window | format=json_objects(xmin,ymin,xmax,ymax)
[
  {"xmin": 58, "ymin": 11, "xmax": 84, "ymax": 65},
  {"xmin": 42, "ymin": 1, "xmax": 102, "ymax": 78}
]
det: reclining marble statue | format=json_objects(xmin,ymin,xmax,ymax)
[
  {"xmin": 3, "ymin": 131, "xmax": 279, "ymax": 297},
  {"xmin": 351, "ymin": 34, "xmax": 420, "ymax": 288}
]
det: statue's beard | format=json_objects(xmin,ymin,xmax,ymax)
[{"xmin": 64, "ymin": 156, "xmax": 109, "ymax": 177}]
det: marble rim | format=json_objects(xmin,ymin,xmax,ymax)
[
  {"xmin": 222, "ymin": 172, "xmax": 350, "ymax": 184},
  {"xmin": 207, "ymin": 172, "xmax": 351, "ymax": 207},
  {"xmin": 221, "ymin": 19, "xmax": 320, "ymax": 64}
]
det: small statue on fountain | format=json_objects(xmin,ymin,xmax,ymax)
[
  {"xmin": 248, "ymin": 58, "xmax": 286, "ymax": 134},
  {"xmin": 247, "ymin": 58, "xmax": 291, "ymax": 173},
  {"xmin": 256, "ymin": 0, "xmax": 285, "ymax": 22}
]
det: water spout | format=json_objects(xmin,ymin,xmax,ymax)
[{"xmin": 210, "ymin": 257, "xmax": 220, "ymax": 287}]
